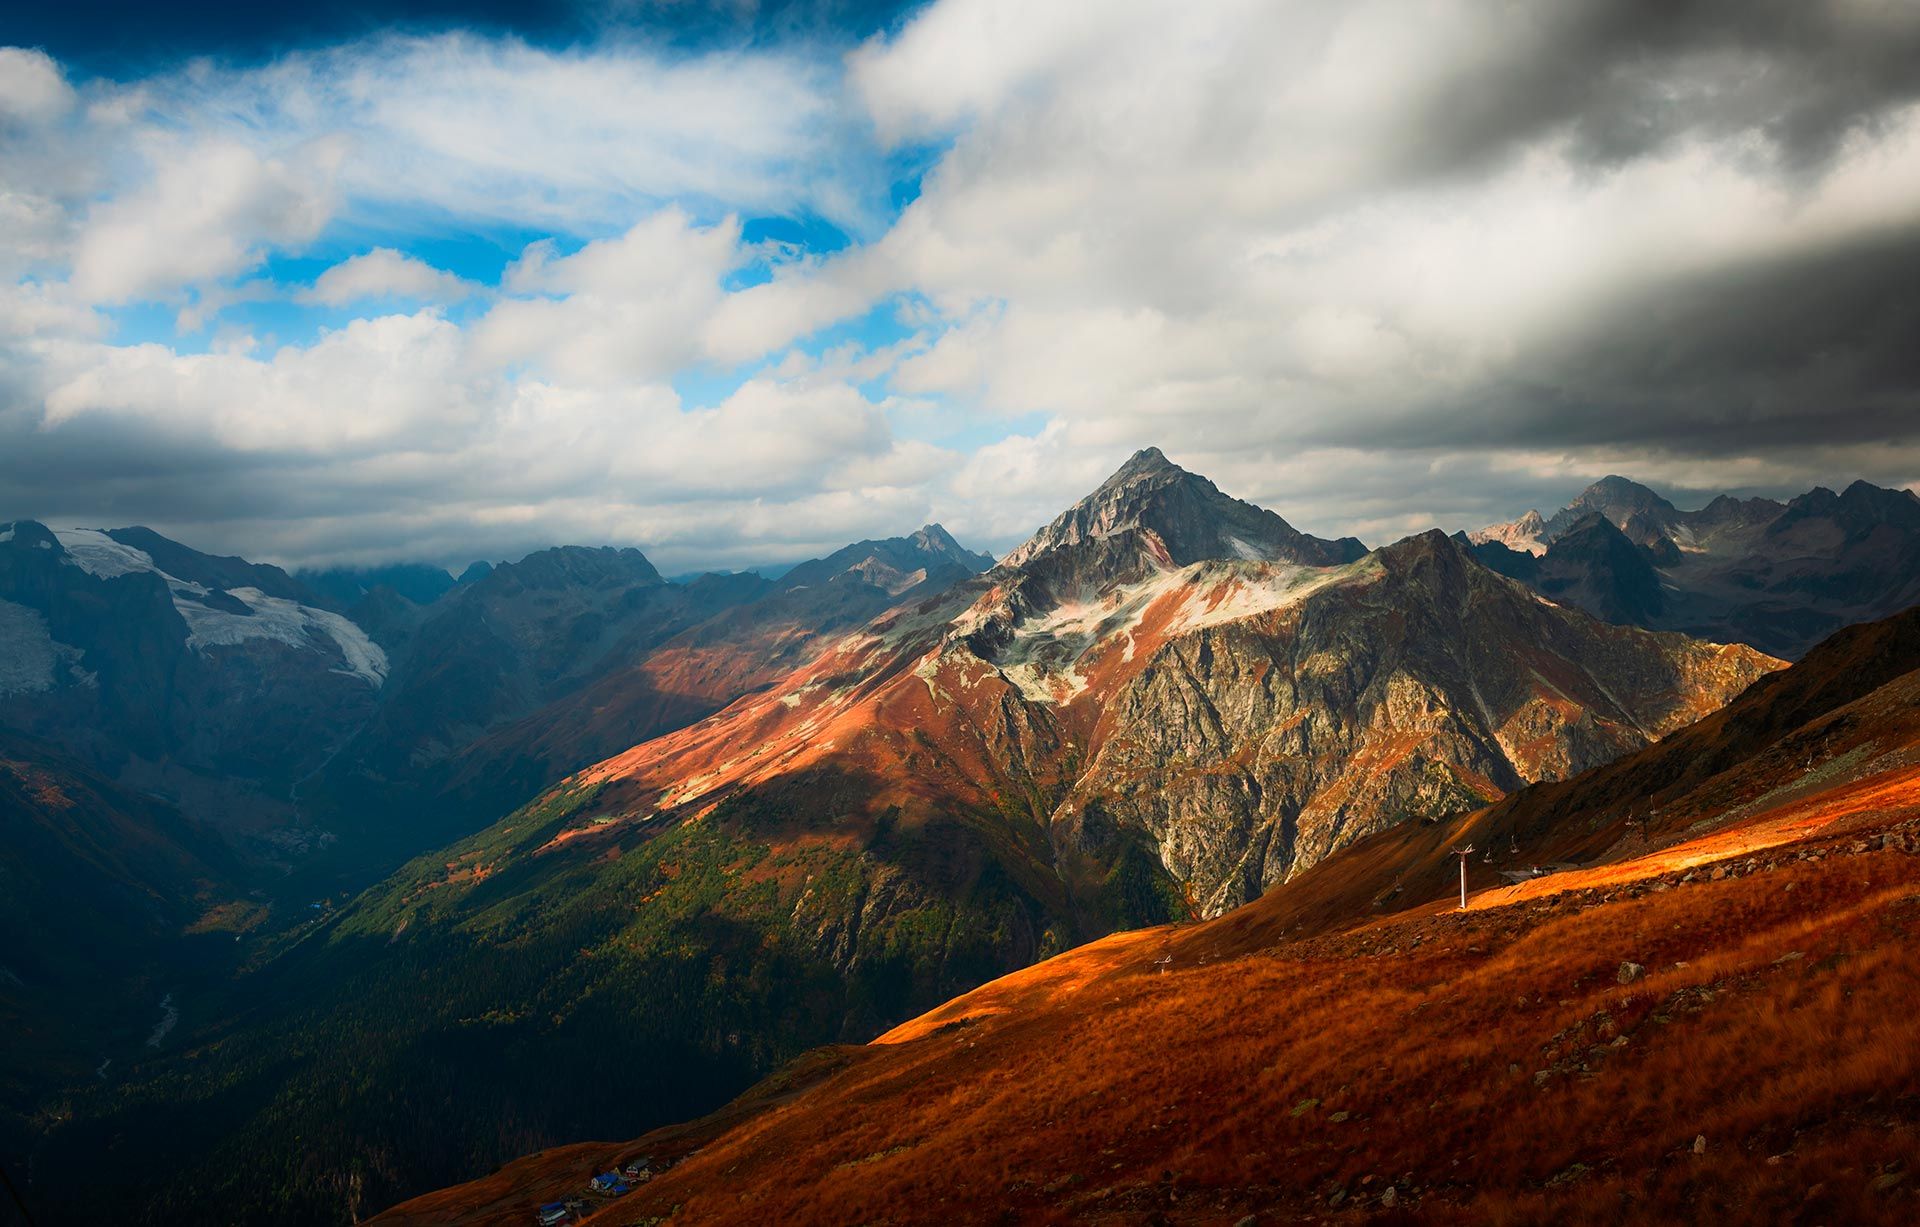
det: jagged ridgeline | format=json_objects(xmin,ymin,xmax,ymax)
[
  {"xmin": 1467, "ymin": 475, "xmax": 1920, "ymax": 657},
  {"xmin": 35, "ymin": 451, "xmax": 1779, "ymax": 1224}
]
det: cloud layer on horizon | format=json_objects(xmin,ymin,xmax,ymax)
[{"xmin": 3, "ymin": 1, "xmax": 1919, "ymax": 573}]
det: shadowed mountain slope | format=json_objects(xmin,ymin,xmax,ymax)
[
  {"xmin": 0, "ymin": 519, "xmax": 387, "ymax": 832},
  {"xmin": 1471, "ymin": 475, "xmax": 1920, "ymax": 657},
  {"xmin": 1, "ymin": 731, "xmax": 246, "ymax": 1166},
  {"xmin": 315, "ymin": 526, "xmax": 998, "ymax": 857}
]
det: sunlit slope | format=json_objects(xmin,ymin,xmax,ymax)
[
  {"xmin": 379, "ymin": 772, "xmax": 1920, "ymax": 1226},
  {"xmin": 380, "ymin": 603, "xmax": 1920, "ymax": 1226}
]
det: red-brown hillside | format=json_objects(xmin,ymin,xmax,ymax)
[
  {"xmin": 375, "ymin": 606, "xmax": 1920, "ymax": 1227},
  {"xmin": 375, "ymin": 767, "xmax": 1920, "ymax": 1226}
]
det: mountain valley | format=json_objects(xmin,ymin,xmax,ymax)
[{"xmin": 4, "ymin": 456, "xmax": 1914, "ymax": 1226}]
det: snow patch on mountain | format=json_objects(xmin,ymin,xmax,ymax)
[
  {"xmin": 988, "ymin": 558, "xmax": 1369, "ymax": 704},
  {"xmin": 180, "ymin": 588, "xmax": 389, "ymax": 686},
  {"xmin": 1226, "ymin": 535, "xmax": 1264, "ymax": 561},
  {"xmin": 1164, "ymin": 559, "xmax": 1369, "ymax": 635},
  {"xmin": 54, "ymin": 528, "xmax": 156, "ymax": 579}
]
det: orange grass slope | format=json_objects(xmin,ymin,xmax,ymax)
[{"xmin": 378, "ymin": 778, "xmax": 1920, "ymax": 1226}]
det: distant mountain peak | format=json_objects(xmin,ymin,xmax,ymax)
[
  {"xmin": 1559, "ymin": 508, "xmax": 1631, "ymax": 541},
  {"xmin": 778, "ymin": 524, "xmax": 995, "ymax": 595},
  {"xmin": 1839, "ymin": 478, "xmax": 1920, "ymax": 511},
  {"xmin": 914, "ymin": 522, "xmax": 961, "ymax": 548},
  {"xmin": 909, "ymin": 523, "xmax": 995, "ymax": 571},
  {"xmin": 1545, "ymin": 475, "xmax": 1680, "ymax": 540},
  {"xmin": 1464, "ymin": 472, "xmax": 1920, "ymax": 654},
  {"xmin": 1468, "ymin": 508, "xmax": 1549, "ymax": 555},
  {"xmin": 485, "ymin": 544, "xmax": 663, "ymax": 592}
]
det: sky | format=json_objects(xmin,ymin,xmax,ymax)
[{"xmin": 3, "ymin": 0, "xmax": 1919, "ymax": 574}]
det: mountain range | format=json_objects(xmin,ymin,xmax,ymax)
[
  {"xmin": 0, "ymin": 517, "xmax": 994, "ymax": 862},
  {"xmin": 5, "ymin": 454, "xmax": 1919, "ymax": 1224},
  {"xmin": 1467, "ymin": 474, "xmax": 1920, "ymax": 657}
]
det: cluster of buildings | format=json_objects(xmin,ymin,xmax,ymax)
[{"xmin": 534, "ymin": 1156, "xmax": 661, "ymax": 1224}]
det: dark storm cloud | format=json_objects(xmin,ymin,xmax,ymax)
[
  {"xmin": 1399, "ymin": 0, "xmax": 1920, "ymax": 185},
  {"xmin": 0, "ymin": 406, "xmax": 331, "ymax": 525},
  {"xmin": 1348, "ymin": 221, "xmax": 1920, "ymax": 460}
]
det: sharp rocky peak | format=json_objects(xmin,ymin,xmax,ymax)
[
  {"xmin": 1001, "ymin": 447, "xmax": 1365, "ymax": 574},
  {"xmin": 1109, "ymin": 445, "xmax": 1177, "ymax": 481},
  {"xmin": 1559, "ymin": 474, "xmax": 1676, "ymax": 524},
  {"xmin": 912, "ymin": 522, "xmax": 962, "ymax": 551}
]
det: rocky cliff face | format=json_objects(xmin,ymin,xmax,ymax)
[
  {"xmin": 1050, "ymin": 529, "xmax": 1766, "ymax": 913},
  {"xmin": 1470, "ymin": 475, "xmax": 1920, "ymax": 657}
]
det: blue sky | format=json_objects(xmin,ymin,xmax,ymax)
[
  {"xmin": 7, "ymin": 2, "xmax": 923, "ymax": 73},
  {"xmin": 3, "ymin": 1, "xmax": 1918, "ymax": 573}
]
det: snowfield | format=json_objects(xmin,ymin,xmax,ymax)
[
  {"xmin": 52, "ymin": 528, "xmax": 389, "ymax": 686},
  {"xmin": 52, "ymin": 528, "xmax": 160, "ymax": 579},
  {"xmin": 180, "ymin": 588, "xmax": 389, "ymax": 685}
]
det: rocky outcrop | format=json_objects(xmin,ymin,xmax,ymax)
[{"xmin": 1048, "ymin": 529, "xmax": 1772, "ymax": 913}]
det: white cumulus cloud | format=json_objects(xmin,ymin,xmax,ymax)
[{"xmin": 302, "ymin": 249, "xmax": 479, "ymax": 306}]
